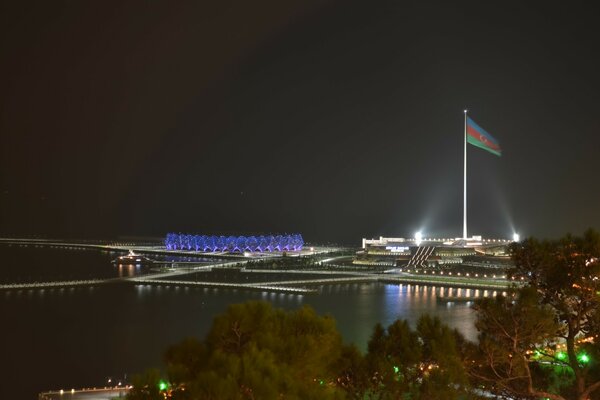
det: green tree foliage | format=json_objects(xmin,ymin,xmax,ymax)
[
  {"xmin": 471, "ymin": 287, "xmax": 561, "ymax": 399},
  {"xmin": 127, "ymin": 368, "xmax": 164, "ymax": 400},
  {"xmin": 130, "ymin": 303, "xmax": 480, "ymax": 399},
  {"xmin": 472, "ymin": 229, "xmax": 600, "ymax": 400},
  {"xmin": 163, "ymin": 301, "xmax": 347, "ymax": 399},
  {"xmin": 416, "ymin": 315, "xmax": 470, "ymax": 399},
  {"xmin": 363, "ymin": 315, "xmax": 471, "ymax": 399},
  {"xmin": 331, "ymin": 343, "xmax": 369, "ymax": 399}
]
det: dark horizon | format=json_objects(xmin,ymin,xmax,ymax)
[{"xmin": 2, "ymin": 1, "xmax": 599, "ymax": 245}]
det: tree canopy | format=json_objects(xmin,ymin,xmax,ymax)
[
  {"xmin": 163, "ymin": 301, "xmax": 347, "ymax": 399},
  {"xmin": 134, "ymin": 301, "xmax": 472, "ymax": 400},
  {"xmin": 472, "ymin": 229, "xmax": 600, "ymax": 400},
  {"xmin": 364, "ymin": 315, "xmax": 470, "ymax": 399}
]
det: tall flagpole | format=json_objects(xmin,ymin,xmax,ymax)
[{"xmin": 463, "ymin": 109, "xmax": 468, "ymax": 239}]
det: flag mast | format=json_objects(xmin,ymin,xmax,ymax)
[{"xmin": 463, "ymin": 109, "xmax": 468, "ymax": 239}]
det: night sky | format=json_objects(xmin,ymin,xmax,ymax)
[{"xmin": 1, "ymin": 1, "xmax": 599, "ymax": 244}]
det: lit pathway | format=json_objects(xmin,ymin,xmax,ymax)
[
  {"xmin": 379, "ymin": 275, "xmax": 513, "ymax": 290},
  {"xmin": 39, "ymin": 387, "xmax": 129, "ymax": 400},
  {"xmin": 131, "ymin": 278, "xmax": 317, "ymax": 294},
  {"xmin": 0, "ymin": 279, "xmax": 106, "ymax": 290},
  {"xmin": 249, "ymin": 276, "xmax": 377, "ymax": 287},
  {"xmin": 135, "ymin": 261, "xmax": 244, "ymax": 280}
]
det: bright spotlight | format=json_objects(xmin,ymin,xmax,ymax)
[
  {"xmin": 512, "ymin": 233, "xmax": 520, "ymax": 242},
  {"xmin": 415, "ymin": 231, "xmax": 422, "ymax": 246}
]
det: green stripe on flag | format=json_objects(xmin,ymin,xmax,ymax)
[{"xmin": 467, "ymin": 135, "xmax": 501, "ymax": 157}]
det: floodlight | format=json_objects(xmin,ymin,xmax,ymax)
[{"xmin": 415, "ymin": 231, "xmax": 422, "ymax": 246}]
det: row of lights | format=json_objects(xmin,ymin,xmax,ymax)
[
  {"xmin": 529, "ymin": 350, "xmax": 591, "ymax": 364},
  {"xmin": 400, "ymin": 269, "xmax": 508, "ymax": 279},
  {"xmin": 413, "ymin": 231, "xmax": 520, "ymax": 244}
]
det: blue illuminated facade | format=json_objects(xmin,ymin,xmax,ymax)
[{"xmin": 164, "ymin": 233, "xmax": 304, "ymax": 252}]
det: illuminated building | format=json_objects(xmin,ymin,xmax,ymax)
[
  {"xmin": 164, "ymin": 233, "xmax": 304, "ymax": 252},
  {"xmin": 356, "ymin": 236, "xmax": 513, "ymax": 269}
]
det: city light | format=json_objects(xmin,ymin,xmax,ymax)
[
  {"xmin": 513, "ymin": 233, "xmax": 520, "ymax": 242},
  {"xmin": 415, "ymin": 231, "xmax": 422, "ymax": 246},
  {"xmin": 578, "ymin": 353, "xmax": 590, "ymax": 364}
]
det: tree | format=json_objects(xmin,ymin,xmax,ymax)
[
  {"xmin": 332, "ymin": 344, "xmax": 369, "ymax": 400},
  {"xmin": 416, "ymin": 314, "xmax": 470, "ymax": 400},
  {"xmin": 163, "ymin": 301, "xmax": 347, "ymax": 399},
  {"xmin": 127, "ymin": 368, "xmax": 164, "ymax": 400},
  {"xmin": 471, "ymin": 287, "xmax": 561, "ymax": 399},
  {"xmin": 473, "ymin": 229, "xmax": 600, "ymax": 400},
  {"xmin": 364, "ymin": 315, "xmax": 471, "ymax": 399}
]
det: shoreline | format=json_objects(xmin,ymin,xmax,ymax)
[{"xmin": 0, "ymin": 238, "xmax": 513, "ymax": 293}]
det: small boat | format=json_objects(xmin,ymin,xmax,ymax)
[{"xmin": 112, "ymin": 250, "xmax": 154, "ymax": 265}]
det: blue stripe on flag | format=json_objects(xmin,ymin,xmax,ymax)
[{"xmin": 466, "ymin": 116, "xmax": 499, "ymax": 146}]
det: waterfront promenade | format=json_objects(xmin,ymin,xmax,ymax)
[
  {"xmin": 39, "ymin": 387, "xmax": 129, "ymax": 400},
  {"xmin": 0, "ymin": 238, "xmax": 513, "ymax": 293}
]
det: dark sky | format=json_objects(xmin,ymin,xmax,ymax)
[{"xmin": 1, "ymin": 1, "xmax": 599, "ymax": 244}]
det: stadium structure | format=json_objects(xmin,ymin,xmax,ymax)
[
  {"xmin": 354, "ymin": 234, "xmax": 515, "ymax": 271},
  {"xmin": 164, "ymin": 233, "xmax": 304, "ymax": 252}
]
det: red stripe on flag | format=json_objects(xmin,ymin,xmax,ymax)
[{"xmin": 467, "ymin": 125, "xmax": 500, "ymax": 151}]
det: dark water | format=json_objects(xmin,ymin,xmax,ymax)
[
  {"xmin": 0, "ymin": 245, "xmax": 481, "ymax": 399},
  {"xmin": 0, "ymin": 244, "xmax": 222, "ymax": 283}
]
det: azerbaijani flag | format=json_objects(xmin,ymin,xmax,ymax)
[{"xmin": 466, "ymin": 116, "xmax": 501, "ymax": 156}]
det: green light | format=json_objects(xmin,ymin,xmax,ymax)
[
  {"xmin": 158, "ymin": 381, "xmax": 168, "ymax": 391},
  {"xmin": 579, "ymin": 353, "xmax": 590, "ymax": 363},
  {"xmin": 556, "ymin": 352, "xmax": 567, "ymax": 361},
  {"xmin": 393, "ymin": 366, "xmax": 399, "ymax": 374}
]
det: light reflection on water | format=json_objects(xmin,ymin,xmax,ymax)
[
  {"xmin": 143, "ymin": 282, "xmax": 478, "ymax": 344},
  {"xmin": 1, "ymin": 252, "xmax": 490, "ymax": 400},
  {"xmin": 325, "ymin": 282, "xmax": 481, "ymax": 346}
]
